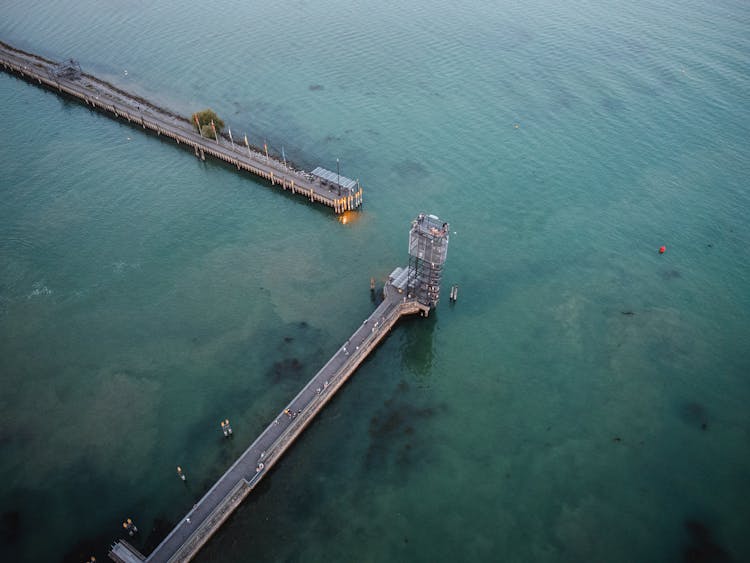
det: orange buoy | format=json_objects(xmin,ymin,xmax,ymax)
[{"xmin": 659, "ymin": 246, "xmax": 666, "ymax": 254}]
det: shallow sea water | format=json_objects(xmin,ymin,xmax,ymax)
[{"xmin": 1, "ymin": 0, "xmax": 749, "ymax": 561}]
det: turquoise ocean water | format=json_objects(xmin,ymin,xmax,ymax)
[{"xmin": 1, "ymin": 0, "xmax": 749, "ymax": 561}]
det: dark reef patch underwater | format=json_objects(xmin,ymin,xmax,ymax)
[{"xmin": 682, "ymin": 519, "xmax": 731, "ymax": 563}]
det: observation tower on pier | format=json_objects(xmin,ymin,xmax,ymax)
[{"xmin": 407, "ymin": 213, "xmax": 450, "ymax": 308}]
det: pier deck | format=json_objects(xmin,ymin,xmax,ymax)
[
  {"xmin": 109, "ymin": 284, "xmax": 427, "ymax": 563},
  {"xmin": 0, "ymin": 41, "xmax": 363, "ymax": 214}
]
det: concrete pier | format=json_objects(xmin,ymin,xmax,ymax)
[
  {"xmin": 0, "ymin": 41, "xmax": 363, "ymax": 214},
  {"xmin": 108, "ymin": 283, "xmax": 427, "ymax": 562},
  {"xmin": 106, "ymin": 209, "xmax": 450, "ymax": 562}
]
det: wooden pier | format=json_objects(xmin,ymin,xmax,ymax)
[
  {"xmin": 109, "ymin": 283, "xmax": 428, "ymax": 563},
  {"xmin": 0, "ymin": 41, "xmax": 363, "ymax": 214}
]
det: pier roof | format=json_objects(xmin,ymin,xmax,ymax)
[
  {"xmin": 389, "ymin": 266, "xmax": 409, "ymax": 291},
  {"xmin": 311, "ymin": 167, "xmax": 357, "ymax": 191},
  {"xmin": 412, "ymin": 213, "xmax": 449, "ymax": 238}
]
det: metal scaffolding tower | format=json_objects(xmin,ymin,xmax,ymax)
[{"xmin": 407, "ymin": 212, "xmax": 450, "ymax": 308}]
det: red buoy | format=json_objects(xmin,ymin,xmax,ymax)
[{"xmin": 659, "ymin": 246, "xmax": 666, "ymax": 254}]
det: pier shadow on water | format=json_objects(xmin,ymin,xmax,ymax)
[
  {"xmin": 351, "ymin": 310, "xmax": 443, "ymax": 477},
  {"xmin": 399, "ymin": 311, "xmax": 438, "ymax": 381}
]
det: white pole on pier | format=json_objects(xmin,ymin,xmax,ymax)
[
  {"xmin": 211, "ymin": 119, "xmax": 219, "ymax": 145},
  {"xmin": 228, "ymin": 125, "xmax": 235, "ymax": 150},
  {"xmin": 194, "ymin": 114, "xmax": 202, "ymax": 138},
  {"xmin": 264, "ymin": 140, "xmax": 269, "ymax": 163},
  {"xmin": 244, "ymin": 133, "xmax": 251, "ymax": 156},
  {"xmin": 282, "ymin": 145, "xmax": 287, "ymax": 169}
]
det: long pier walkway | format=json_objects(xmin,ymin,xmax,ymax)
[
  {"xmin": 0, "ymin": 41, "xmax": 363, "ymax": 214},
  {"xmin": 110, "ymin": 283, "xmax": 428, "ymax": 563}
]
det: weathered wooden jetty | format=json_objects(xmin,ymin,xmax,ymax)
[
  {"xmin": 0, "ymin": 41, "xmax": 363, "ymax": 214},
  {"xmin": 108, "ymin": 213, "xmax": 450, "ymax": 563}
]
